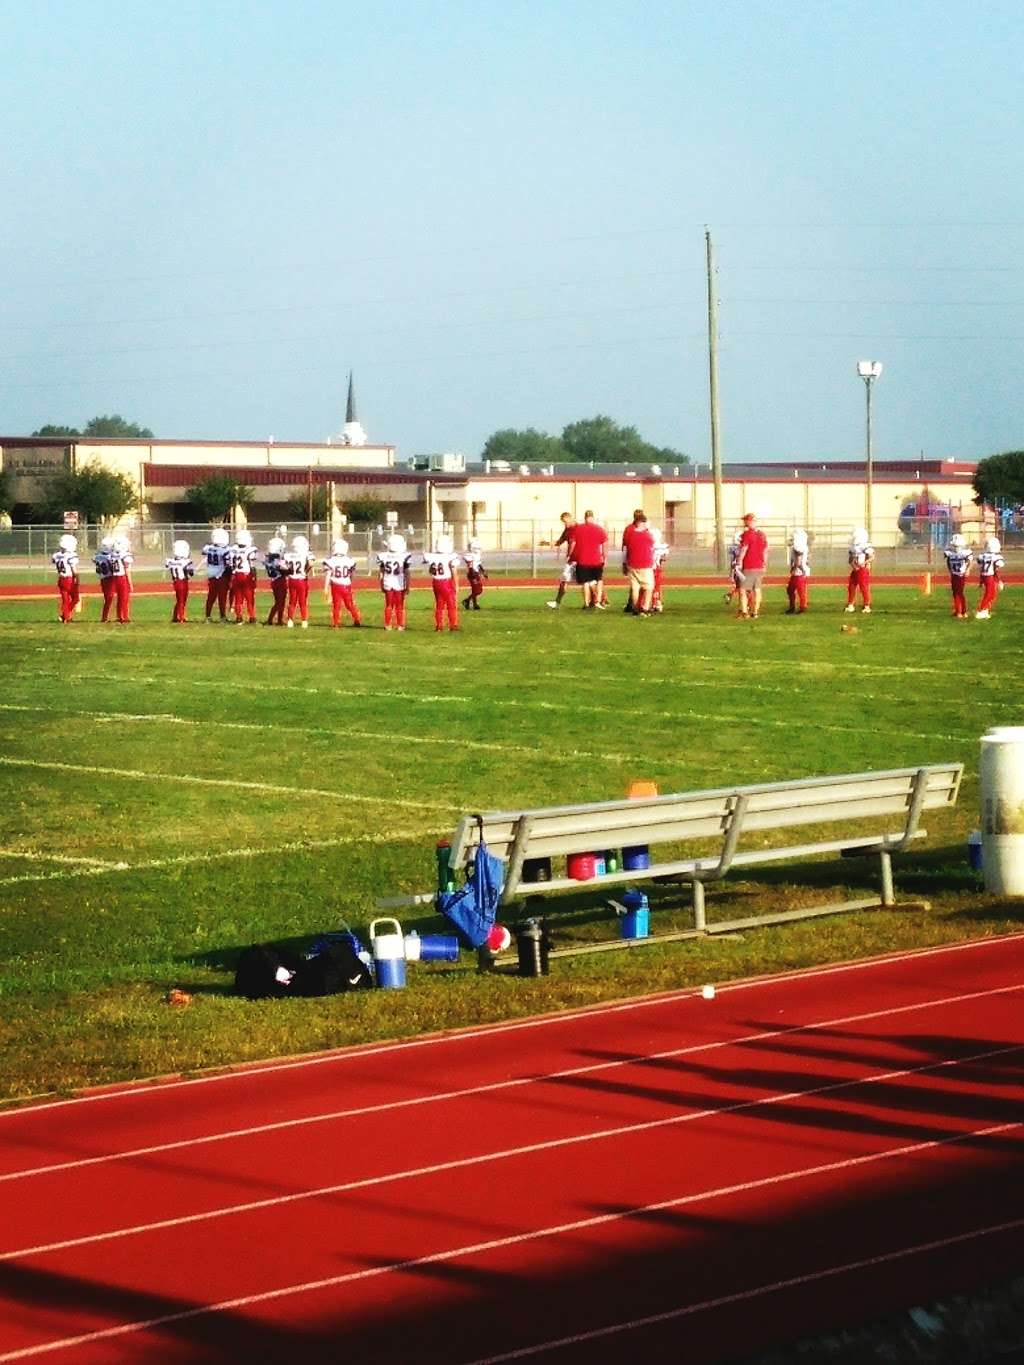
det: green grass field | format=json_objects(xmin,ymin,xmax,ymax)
[{"xmin": 2, "ymin": 581, "xmax": 1021, "ymax": 1105}]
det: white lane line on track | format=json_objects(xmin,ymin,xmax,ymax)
[
  {"xmin": 462, "ymin": 1210, "xmax": 1024, "ymax": 1364},
  {"xmin": 2, "ymin": 930, "xmax": 1021, "ymax": 1119},
  {"xmin": 4, "ymin": 979, "xmax": 1023, "ymax": 1184},
  {"xmin": 1, "ymin": 1118, "xmax": 1020, "ymax": 1363},
  {"xmin": 4, "ymin": 1037, "xmax": 1021, "ymax": 1263},
  {"xmin": 0, "ymin": 757, "xmax": 451, "ymax": 813}
]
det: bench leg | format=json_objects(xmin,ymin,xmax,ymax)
[
  {"xmin": 693, "ymin": 879, "xmax": 706, "ymax": 933},
  {"xmin": 879, "ymin": 850, "xmax": 895, "ymax": 906}
]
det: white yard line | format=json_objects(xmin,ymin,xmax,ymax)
[
  {"xmin": 0, "ymin": 827, "xmax": 445, "ymax": 889},
  {"xmin": 3, "ymin": 982, "xmax": 1021, "ymax": 1190},
  {"xmin": 0, "ymin": 850, "xmax": 125, "ymax": 869},
  {"xmin": 1, "ymin": 1117, "xmax": 1019, "ymax": 1362},
  {"xmin": 0, "ymin": 757, "xmax": 451, "ymax": 813}
]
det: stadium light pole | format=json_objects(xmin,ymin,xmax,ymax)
[
  {"xmin": 856, "ymin": 360, "xmax": 883, "ymax": 536},
  {"xmin": 706, "ymin": 229, "xmax": 725, "ymax": 570}
]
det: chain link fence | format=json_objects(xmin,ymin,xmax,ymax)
[{"xmin": 1, "ymin": 517, "xmax": 1019, "ymax": 577}]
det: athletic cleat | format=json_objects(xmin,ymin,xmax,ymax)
[
  {"xmin": 300, "ymin": 620, "xmax": 308, "ymax": 629},
  {"xmin": 546, "ymin": 601, "xmax": 559, "ymax": 609},
  {"xmin": 844, "ymin": 604, "xmax": 856, "ymax": 613},
  {"xmin": 975, "ymin": 609, "xmax": 990, "ymax": 619},
  {"xmin": 286, "ymin": 619, "xmax": 295, "ymax": 628},
  {"xmin": 861, "ymin": 605, "xmax": 871, "ymax": 614}
]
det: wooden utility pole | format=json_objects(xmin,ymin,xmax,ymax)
[{"xmin": 706, "ymin": 229, "xmax": 725, "ymax": 569}]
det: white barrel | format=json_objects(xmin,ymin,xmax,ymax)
[{"xmin": 980, "ymin": 727, "xmax": 1024, "ymax": 895}]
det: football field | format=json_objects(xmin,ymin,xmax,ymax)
[{"xmin": 1, "ymin": 582, "xmax": 1021, "ymax": 1103}]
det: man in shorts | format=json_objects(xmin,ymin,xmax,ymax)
[
  {"xmin": 547, "ymin": 512, "xmax": 577, "ymax": 608},
  {"xmin": 571, "ymin": 510, "xmax": 608, "ymax": 609},
  {"xmin": 621, "ymin": 508, "xmax": 656, "ymax": 616},
  {"xmin": 735, "ymin": 512, "xmax": 768, "ymax": 619}
]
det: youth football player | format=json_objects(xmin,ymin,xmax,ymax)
[
  {"xmin": 323, "ymin": 538, "xmax": 362, "ymax": 627},
  {"xmin": 165, "ymin": 539, "xmax": 194, "ymax": 623},
  {"xmin": 462, "ymin": 538, "xmax": 488, "ymax": 610},
  {"xmin": 284, "ymin": 534, "xmax": 315, "ymax": 628},
  {"xmin": 377, "ymin": 533, "xmax": 412, "ymax": 630},
  {"xmin": 228, "ymin": 528, "xmax": 258, "ymax": 624},
  {"xmin": 94, "ymin": 537, "xmax": 116, "ymax": 622},
  {"xmin": 424, "ymin": 533, "xmax": 460, "ymax": 631},
  {"xmin": 845, "ymin": 529, "xmax": 874, "ymax": 613},
  {"xmin": 52, "ymin": 533, "xmax": 80, "ymax": 623},
  {"xmin": 943, "ymin": 533, "xmax": 973, "ymax": 619},
  {"xmin": 263, "ymin": 536, "xmax": 288, "ymax": 626},
  {"xmin": 976, "ymin": 536, "xmax": 1004, "ymax": 619},
  {"xmin": 651, "ymin": 527, "xmax": 669, "ymax": 613},
  {"xmin": 108, "ymin": 537, "xmax": 134, "ymax": 624},
  {"xmin": 785, "ymin": 529, "xmax": 810, "ymax": 614},
  {"xmin": 202, "ymin": 527, "xmax": 233, "ymax": 622}
]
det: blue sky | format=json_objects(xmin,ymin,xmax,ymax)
[{"xmin": 2, "ymin": 0, "xmax": 1023, "ymax": 463}]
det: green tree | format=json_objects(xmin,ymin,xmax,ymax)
[
  {"xmin": 82, "ymin": 415, "xmax": 154, "ymax": 438},
  {"xmin": 31, "ymin": 415, "xmax": 154, "ymax": 439},
  {"xmin": 973, "ymin": 451, "xmax": 1024, "ymax": 506},
  {"xmin": 561, "ymin": 415, "xmax": 688, "ymax": 466},
  {"xmin": 185, "ymin": 475, "xmax": 255, "ymax": 522},
  {"xmin": 343, "ymin": 495, "xmax": 386, "ymax": 526},
  {"xmin": 286, "ymin": 485, "xmax": 332, "ymax": 521},
  {"xmin": 36, "ymin": 461, "xmax": 137, "ymax": 524},
  {"xmin": 481, "ymin": 427, "xmax": 566, "ymax": 464}
]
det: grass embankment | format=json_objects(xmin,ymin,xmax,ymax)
[{"xmin": 0, "ymin": 584, "xmax": 1020, "ymax": 1102}]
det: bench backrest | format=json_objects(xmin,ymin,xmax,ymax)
[{"xmin": 448, "ymin": 765, "xmax": 963, "ymax": 867}]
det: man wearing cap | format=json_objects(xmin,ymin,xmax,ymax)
[
  {"xmin": 621, "ymin": 508, "xmax": 656, "ymax": 616},
  {"xmin": 735, "ymin": 512, "xmax": 768, "ymax": 619}
]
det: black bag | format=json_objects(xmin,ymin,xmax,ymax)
[
  {"xmin": 295, "ymin": 934, "xmax": 374, "ymax": 995},
  {"xmin": 233, "ymin": 943, "xmax": 303, "ymax": 999}
]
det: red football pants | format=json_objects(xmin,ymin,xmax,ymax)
[
  {"xmin": 432, "ymin": 581, "xmax": 458, "ymax": 630},
  {"xmin": 383, "ymin": 588, "xmax": 406, "ymax": 628},
  {"xmin": 846, "ymin": 568, "xmax": 871, "ymax": 607},
  {"xmin": 652, "ymin": 567, "xmax": 663, "ymax": 609},
  {"xmin": 57, "ymin": 576, "xmax": 80, "ymax": 622},
  {"xmin": 467, "ymin": 570, "xmax": 484, "ymax": 602},
  {"xmin": 100, "ymin": 578, "xmax": 115, "ymax": 622},
  {"xmin": 787, "ymin": 574, "xmax": 808, "ymax": 610},
  {"xmin": 205, "ymin": 575, "xmax": 231, "ymax": 618},
  {"xmin": 979, "ymin": 577, "xmax": 999, "ymax": 612},
  {"xmin": 266, "ymin": 579, "xmax": 287, "ymax": 624},
  {"xmin": 171, "ymin": 580, "xmax": 190, "ymax": 622},
  {"xmin": 287, "ymin": 579, "xmax": 310, "ymax": 622},
  {"xmin": 230, "ymin": 574, "xmax": 255, "ymax": 621},
  {"xmin": 949, "ymin": 573, "xmax": 968, "ymax": 616},
  {"xmin": 113, "ymin": 576, "xmax": 131, "ymax": 624},
  {"xmin": 330, "ymin": 583, "xmax": 361, "ymax": 626}
]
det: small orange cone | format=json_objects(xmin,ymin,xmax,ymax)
[{"xmin": 627, "ymin": 779, "xmax": 659, "ymax": 800}]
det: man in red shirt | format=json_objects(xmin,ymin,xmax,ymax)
[
  {"xmin": 571, "ymin": 510, "xmax": 608, "ymax": 609},
  {"xmin": 735, "ymin": 512, "xmax": 769, "ymax": 618},
  {"xmin": 621, "ymin": 508, "xmax": 656, "ymax": 615}
]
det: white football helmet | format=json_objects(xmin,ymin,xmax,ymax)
[
  {"xmin": 851, "ymin": 527, "xmax": 868, "ymax": 547},
  {"xmin": 436, "ymin": 534, "xmax": 453, "ymax": 554},
  {"xmin": 235, "ymin": 529, "xmax": 252, "ymax": 547},
  {"xmin": 267, "ymin": 536, "xmax": 285, "ymax": 554},
  {"xmin": 100, "ymin": 535, "xmax": 114, "ymax": 550},
  {"xmin": 949, "ymin": 533, "xmax": 967, "ymax": 549},
  {"xmin": 985, "ymin": 535, "xmax": 1001, "ymax": 554},
  {"xmin": 173, "ymin": 539, "xmax": 189, "ymax": 558},
  {"xmin": 387, "ymin": 533, "xmax": 406, "ymax": 554},
  {"xmin": 292, "ymin": 535, "xmax": 310, "ymax": 554},
  {"xmin": 58, "ymin": 533, "xmax": 77, "ymax": 552},
  {"xmin": 468, "ymin": 538, "xmax": 481, "ymax": 552},
  {"xmin": 211, "ymin": 528, "xmax": 229, "ymax": 547},
  {"xmin": 792, "ymin": 529, "xmax": 808, "ymax": 550},
  {"xmin": 113, "ymin": 537, "xmax": 131, "ymax": 555},
  {"xmin": 332, "ymin": 538, "xmax": 349, "ymax": 556}
]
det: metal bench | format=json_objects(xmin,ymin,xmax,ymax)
[{"xmin": 436, "ymin": 764, "xmax": 963, "ymax": 946}]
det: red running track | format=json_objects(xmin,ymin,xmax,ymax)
[{"xmin": 1, "ymin": 935, "xmax": 1023, "ymax": 1363}]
